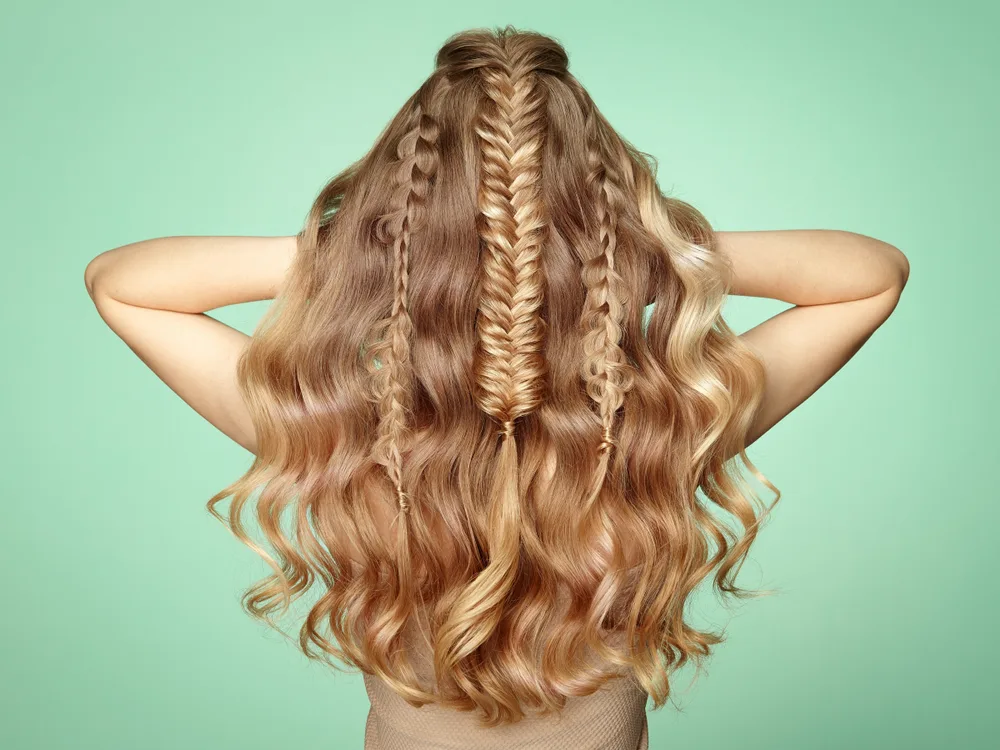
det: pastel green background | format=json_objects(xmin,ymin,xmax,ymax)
[{"xmin": 2, "ymin": 1, "xmax": 996, "ymax": 748}]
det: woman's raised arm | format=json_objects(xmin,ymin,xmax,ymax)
[
  {"xmin": 716, "ymin": 229, "xmax": 911, "ymax": 447},
  {"xmin": 84, "ymin": 235, "xmax": 299, "ymax": 454}
]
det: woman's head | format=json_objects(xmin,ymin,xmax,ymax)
[{"xmin": 208, "ymin": 25, "xmax": 778, "ymax": 726}]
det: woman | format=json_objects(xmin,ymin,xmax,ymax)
[{"xmin": 83, "ymin": 25, "xmax": 909, "ymax": 750}]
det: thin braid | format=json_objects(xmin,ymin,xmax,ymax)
[
  {"xmin": 370, "ymin": 95, "xmax": 442, "ymax": 515},
  {"xmin": 580, "ymin": 105, "xmax": 634, "ymax": 510},
  {"xmin": 360, "ymin": 88, "xmax": 444, "ymax": 706}
]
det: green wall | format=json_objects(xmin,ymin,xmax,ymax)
[{"xmin": 2, "ymin": 1, "xmax": 996, "ymax": 748}]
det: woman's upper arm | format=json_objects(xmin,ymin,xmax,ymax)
[
  {"xmin": 712, "ymin": 228, "xmax": 910, "ymax": 448},
  {"xmin": 739, "ymin": 285, "xmax": 905, "ymax": 447},
  {"xmin": 88, "ymin": 293, "xmax": 258, "ymax": 455}
]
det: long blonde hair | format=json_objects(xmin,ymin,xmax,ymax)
[{"xmin": 207, "ymin": 25, "xmax": 780, "ymax": 726}]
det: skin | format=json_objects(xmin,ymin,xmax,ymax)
[{"xmin": 82, "ymin": 230, "xmax": 910, "ymax": 456}]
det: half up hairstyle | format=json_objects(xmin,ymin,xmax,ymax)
[{"xmin": 207, "ymin": 25, "xmax": 781, "ymax": 727}]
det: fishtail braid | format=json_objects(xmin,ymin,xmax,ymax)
[
  {"xmin": 473, "ymin": 58, "xmax": 548, "ymax": 430},
  {"xmin": 435, "ymin": 39, "xmax": 550, "ymax": 700}
]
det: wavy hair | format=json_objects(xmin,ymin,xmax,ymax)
[{"xmin": 207, "ymin": 25, "xmax": 780, "ymax": 727}]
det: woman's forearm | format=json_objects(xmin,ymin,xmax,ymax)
[
  {"xmin": 84, "ymin": 235, "xmax": 299, "ymax": 313},
  {"xmin": 715, "ymin": 229, "xmax": 910, "ymax": 305},
  {"xmin": 83, "ymin": 230, "xmax": 908, "ymax": 314}
]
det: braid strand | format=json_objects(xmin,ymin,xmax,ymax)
[
  {"xmin": 435, "ymin": 41, "xmax": 550, "ymax": 722},
  {"xmin": 580, "ymin": 105, "xmax": 634, "ymax": 512},
  {"xmin": 370, "ymin": 100, "xmax": 441, "ymax": 516}
]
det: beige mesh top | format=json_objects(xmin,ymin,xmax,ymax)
[
  {"xmin": 361, "ymin": 618, "xmax": 650, "ymax": 750},
  {"xmin": 363, "ymin": 672, "xmax": 649, "ymax": 750}
]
